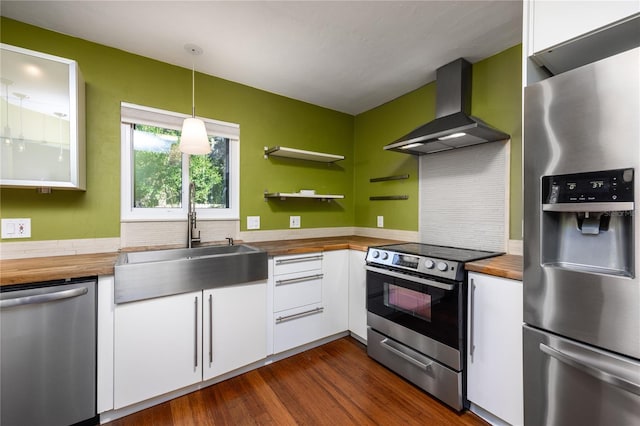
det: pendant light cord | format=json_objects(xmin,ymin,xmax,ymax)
[{"xmin": 191, "ymin": 62, "xmax": 196, "ymax": 118}]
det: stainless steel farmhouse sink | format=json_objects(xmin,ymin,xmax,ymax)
[{"xmin": 114, "ymin": 244, "xmax": 268, "ymax": 303}]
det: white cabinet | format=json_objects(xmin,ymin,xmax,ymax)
[
  {"xmin": 113, "ymin": 282, "xmax": 267, "ymax": 409},
  {"xmin": 0, "ymin": 43, "xmax": 85, "ymax": 190},
  {"xmin": 467, "ymin": 272, "xmax": 523, "ymax": 426},
  {"xmin": 114, "ymin": 291, "xmax": 202, "ymax": 409},
  {"xmin": 271, "ymin": 251, "xmax": 349, "ymax": 354},
  {"xmin": 203, "ymin": 283, "xmax": 267, "ymax": 380},
  {"xmin": 321, "ymin": 250, "xmax": 349, "ymax": 337},
  {"xmin": 348, "ymin": 250, "xmax": 367, "ymax": 342},
  {"xmin": 528, "ymin": 0, "xmax": 639, "ymax": 55},
  {"xmin": 272, "ymin": 253, "xmax": 326, "ymax": 353}
]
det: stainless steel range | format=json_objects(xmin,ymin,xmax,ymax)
[{"xmin": 365, "ymin": 243, "xmax": 501, "ymax": 411}]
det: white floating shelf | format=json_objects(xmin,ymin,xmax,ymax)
[
  {"xmin": 264, "ymin": 146, "xmax": 344, "ymax": 163},
  {"xmin": 264, "ymin": 192, "xmax": 344, "ymax": 201}
]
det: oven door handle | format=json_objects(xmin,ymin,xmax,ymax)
[
  {"xmin": 365, "ymin": 265, "xmax": 455, "ymax": 291},
  {"xmin": 380, "ymin": 338, "xmax": 434, "ymax": 371}
]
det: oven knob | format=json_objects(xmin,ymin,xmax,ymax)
[
  {"xmin": 437, "ymin": 261, "xmax": 448, "ymax": 272},
  {"xmin": 424, "ymin": 259, "xmax": 435, "ymax": 269},
  {"xmin": 372, "ymin": 250, "xmax": 380, "ymax": 259},
  {"xmin": 381, "ymin": 252, "xmax": 389, "ymax": 260}
]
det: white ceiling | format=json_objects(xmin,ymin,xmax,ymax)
[{"xmin": 1, "ymin": 1, "xmax": 523, "ymax": 115}]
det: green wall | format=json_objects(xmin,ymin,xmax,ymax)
[
  {"xmin": 0, "ymin": 18, "xmax": 354, "ymax": 240},
  {"xmin": 353, "ymin": 45, "xmax": 522, "ymax": 239},
  {"xmin": 1, "ymin": 18, "xmax": 522, "ymax": 242}
]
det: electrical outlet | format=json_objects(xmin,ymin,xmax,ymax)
[
  {"xmin": 2, "ymin": 218, "xmax": 31, "ymax": 239},
  {"xmin": 377, "ymin": 216, "xmax": 384, "ymax": 228},
  {"xmin": 247, "ymin": 216, "xmax": 260, "ymax": 230},
  {"xmin": 289, "ymin": 216, "xmax": 301, "ymax": 228}
]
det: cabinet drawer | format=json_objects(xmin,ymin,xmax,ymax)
[
  {"xmin": 274, "ymin": 271, "xmax": 322, "ymax": 312},
  {"xmin": 273, "ymin": 253, "xmax": 323, "ymax": 275},
  {"xmin": 273, "ymin": 304, "xmax": 325, "ymax": 353}
]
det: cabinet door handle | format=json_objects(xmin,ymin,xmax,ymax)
[
  {"xmin": 208, "ymin": 294, "xmax": 213, "ymax": 365},
  {"xmin": 275, "ymin": 274, "xmax": 323, "ymax": 286},
  {"xmin": 194, "ymin": 296, "xmax": 198, "ymax": 368},
  {"xmin": 275, "ymin": 255, "xmax": 323, "ymax": 265},
  {"xmin": 275, "ymin": 307, "xmax": 324, "ymax": 323},
  {"xmin": 365, "ymin": 265, "xmax": 455, "ymax": 291},
  {"xmin": 469, "ymin": 279, "xmax": 476, "ymax": 362}
]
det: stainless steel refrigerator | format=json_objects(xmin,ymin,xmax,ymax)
[{"xmin": 523, "ymin": 47, "xmax": 640, "ymax": 426}]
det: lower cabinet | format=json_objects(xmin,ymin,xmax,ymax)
[
  {"xmin": 272, "ymin": 250, "xmax": 349, "ymax": 354},
  {"xmin": 348, "ymin": 250, "xmax": 367, "ymax": 341},
  {"xmin": 467, "ymin": 272, "xmax": 523, "ymax": 426},
  {"xmin": 203, "ymin": 284, "xmax": 267, "ymax": 380},
  {"xmin": 113, "ymin": 282, "xmax": 267, "ymax": 409},
  {"xmin": 114, "ymin": 291, "xmax": 202, "ymax": 409},
  {"xmin": 321, "ymin": 250, "xmax": 349, "ymax": 337}
]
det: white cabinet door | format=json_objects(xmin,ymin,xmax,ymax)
[
  {"xmin": 114, "ymin": 291, "xmax": 202, "ymax": 409},
  {"xmin": 321, "ymin": 250, "xmax": 349, "ymax": 336},
  {"xmin": 348, "ymin": 250, "xmax": 367, "ymax": 342},
  {"xmin": 530, "ymin": 0, "xmax": 640, "ymax": 55},
  {"xmin": 203, "ymin": 283, "xmax": 267, "ymax": 381},
  {"xmin": 467, "ymin": 272, "xmax": 523, "ymax": 426}
]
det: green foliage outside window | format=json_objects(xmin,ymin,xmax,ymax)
[{"xmin": 132, "ymin": 124, "xmax": 229, "ymax": 209}]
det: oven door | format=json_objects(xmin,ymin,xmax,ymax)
[{"xmin": 366, "ymin": 267, "xmax": 463, "ymax": 351}]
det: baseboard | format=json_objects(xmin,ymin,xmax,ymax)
[{"xmin": 468, "ymin": 402, "xmax": 514, "ymax": 426}]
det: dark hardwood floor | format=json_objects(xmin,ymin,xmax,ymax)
[{"xmin": 106, "ymin": 337, "xmax": 488, "ymax": 426}]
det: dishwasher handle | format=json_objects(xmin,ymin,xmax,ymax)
[{"xmin": 0, "ymin": 287, "xmax": 89, "ymax": 309}]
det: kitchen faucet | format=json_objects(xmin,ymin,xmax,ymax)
[{"xmin": 187, "ymin": 182, "xmax": 201, "ymax": 248}]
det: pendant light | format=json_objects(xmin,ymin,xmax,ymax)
[
  {"xmin": 1, "ymin": 78, "xmax": 12, "ymax": 145},
  {"xmin": 179, "ymin": 44, "xmax": 211, "ymax": 155}
]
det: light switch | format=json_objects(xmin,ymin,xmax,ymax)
[
  {"xmin": 2, "ymin": 218, "xmax": 31, "ymax": 239},
  {"xmin": 377, "ymin": 216, "xmax": 384, "ymax": 228},
  {"xmin": 247, "ymin": 216, "xmax": 260, "ymax": 230},
  {"xmin": 290, "ymin": 216, "xmax": 301, "ymax": 228}
]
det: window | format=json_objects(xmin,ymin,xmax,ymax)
[{"xmin": 121, "ymin": 103, "xmax": 239, "ymax": 220}]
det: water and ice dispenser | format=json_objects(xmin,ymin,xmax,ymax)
[{"xmin": 540, "ymin": 168, "xmax": 634, "ymax": 278}]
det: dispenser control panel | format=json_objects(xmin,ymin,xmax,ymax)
[{"xmin": 543, "ymin": 168, "xmax": 634, "ymax": 203}]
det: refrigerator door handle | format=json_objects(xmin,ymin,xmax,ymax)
[{"xmin": 540, "ymin": 343, "xmax": 640, "ymax": 396}]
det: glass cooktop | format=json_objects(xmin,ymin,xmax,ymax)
[{"xmin": 376, "ymin": 243, "xmax": 502, "ymax": 263}]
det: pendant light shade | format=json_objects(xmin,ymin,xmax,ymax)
[
  {"xmin": 180, "ymin": 117, "xmax": 210, "ymax": 154},
  {"xmin": 179, "ymin": 44, "xmax": 211, "ymax": 155}
]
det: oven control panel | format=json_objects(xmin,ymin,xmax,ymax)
[{"xmin": 366, "ymin": 249, "xmax": 461, "ymax": 281}]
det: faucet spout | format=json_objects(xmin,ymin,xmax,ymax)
[{"xmin": 187, "ymin": 182, "xmax": 201, "ymax": 248}]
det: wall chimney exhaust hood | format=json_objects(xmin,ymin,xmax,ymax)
[{"xmin": 384, "ymin": 58, "xmax": 509, "ymax": 155}]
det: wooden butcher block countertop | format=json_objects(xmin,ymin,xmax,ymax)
[
  {"xmin": 465, "ymin": 254, "xmax": 523, "ymax": 281},
  {"xmin": 0, "ymin": 236, "xmax": 402, "ymax": 287},
  {"xmin": 0, "ymin": 252, "xmax": 120, "ymax": 287},
  {"xmin": 249, "ymin": 236, "xmax": 403, "ymax": 256}
]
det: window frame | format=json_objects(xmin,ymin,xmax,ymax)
[{"xmin": 120, "ymin": 103, "xmax": 239, "ymax": 221}]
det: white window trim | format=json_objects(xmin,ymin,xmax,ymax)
[{"xmin": 120, "ymin": 103, "xmax": 240, "ymax": 222}]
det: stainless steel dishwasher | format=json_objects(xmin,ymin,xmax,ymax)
[{"xmin": 1, "ymin": 278, "xmax": 98, "ymax": 426}]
